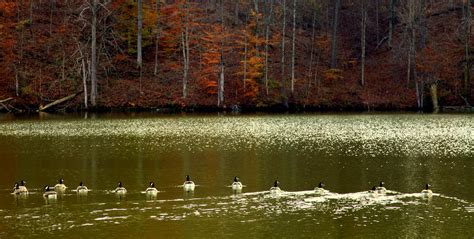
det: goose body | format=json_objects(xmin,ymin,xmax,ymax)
[
  {"xmin": 43, "ymin": 186, "xmax": 57, "ymax": 199},
  {"xmin": 145, "ymin": 182, "xmax": 158, "ymax": 197},
  {"xmin": 269, "ymin": 180, "xmax": 282, "ymax": 194},
  {"xmin": 54, "ymin": 179, "xmax": 67, "ymax": 193},
  {"xmin": 18, "ymin": 180, "xmax": 28, "ymax": 194},
  {"xmin": 76, "ymin": 182, "xmax": 89, "ymax": 195},
  {"xmin": 375, "ymin": 181, "xmax": 386, "ymax": 194},
  {"xmin": 314, "ymin": 182, "xmax": 328, "ymax": 195},
  {"xmin": 231, "ymin": 177, "xmax": 243, "ymax": 192},
  {"xmin": 12, "ymin": 181, "xmax": 28, "ymax": 195},
  {"xmin": 183, "ymin": 175, "xmax": 195, "ymax": 192},
  {"xmin": 421, "ymin": 184, "xmax": 433, "ymax": 198},
  {"xmin": 114, "ymin": 181, "xmax": 127, "ymax": 195},
  {"xmin": 368, "ymin": 186, "xmax": 378, "ymax": 198}
]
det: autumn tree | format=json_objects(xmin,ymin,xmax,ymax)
[{"xmin": 239, "ymin": 10, "xmax": 265, "ymax": 103}]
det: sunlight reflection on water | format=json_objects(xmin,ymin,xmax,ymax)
[{"xmin": 0, "ymin": 114, "xmax": 472, "ymax": 157}]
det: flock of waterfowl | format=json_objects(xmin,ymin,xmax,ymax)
[{"xmin": 11, "ymin": 176, "xmax": 434, "ymax": 199}]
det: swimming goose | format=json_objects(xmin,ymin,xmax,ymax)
[
  {"xmin": 421, "ymin": 184, "xmax": 433, "ymax": 197},
  {"xmin": 113, "ymin": 181, "xmax": 127, "ymax": 195},
  {"xmin": 76, "ymin": 182, "xmax": 89, "ymax": 194},
  {"xmin": 269, "ymin": 180, "xmax": 282, "ymax": 194},
  {"xmin": 54, "ymin": 179, "xmax": 67, "ymax": 193},
  {"xmin": 19, "ymin": 180, "xmax": 28, "ymax": 193},
  {"xmin": 314, "ymin": 182, "xmax": 328, "ymax": 195},
  {"xmin": 12, "ymin": 181, "xmax": 28, "ymax": 195},
  {"xmin": 43, "ymin": 186, "xmax": 57, "ymax": 199},
  {"xmin": 368, "ymin": 186, "xmax": 378, "ymax": 197},
  {"xmin": 376, "ymin": 181, "xmax": 386, "ymax": 194},
  {"xmin": 183, "ymin": 175, "xmax": 195, "ymax": 192},
  {"xmin": 231, "ymin": 177, "xmax": 243, "ymax": 192},
  {"xmin": 12, "ymin": 183, "xmax": 21, "ymax": 194},
  {"xmin": 145, "ymin": 182, "xmax": 158, "ymax": 197}
]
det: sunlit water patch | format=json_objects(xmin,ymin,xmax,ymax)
[{"xmin": 0, "ymin": 114, "xmax": 472, "ymax": 157}]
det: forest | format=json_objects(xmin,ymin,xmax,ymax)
[{"xmin": 0, "ymin": 0, "xmax": 473, "ymax": 112}]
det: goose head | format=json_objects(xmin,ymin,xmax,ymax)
[
  {"xmin": 234, "ymin": 177, "xmax": 239, "ymax": 182},
  {"xmin": 379, "ymin": 181, "xmax": 385, "ymax": 187},
  {"xmin": 44, "ymin": 185, "xmax": 51, "ymax": 191},
  {"xmin": 425, "ymin": 183, "xmax": 431, "ymax": 190},
  {"xmin": 186, "ymin": 175, "xmax": 190, "ymax": 181},
  {"xmin": 118, "ymin": 181, "xmax": 123, "ymax": 187},
  {"xmin": 79, "ymin": 182, "xmax": 84, "ymax": 186},
  {"xmin": 273, "ymin": 180, "xmax": 280, "ymax": 187},
  {"xmin": 59, "ymin": 179, "xmax": 64, "ymax": 184},
  {"xmin": 318, "ymin": 182, "xmax": 325, "ymax": 188},
  {"xmin": 20, "ymin": 180, "xmax": 26, "ymax": 186},
  {"xmin": 149, "ymin": 182, "xmax": 155, "ymax": 188},
  {"xmin": 14, "ymin": 183, "xmax": 20, "ymax": 189}
]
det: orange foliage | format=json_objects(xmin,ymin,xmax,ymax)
[{"xmin": 236, "ymin": 10, "xmax": 266, "ymax": 102}]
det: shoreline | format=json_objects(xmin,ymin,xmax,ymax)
[{"xmin": 2, "ymin": 103, "xmax": 471, "ymax": 115}]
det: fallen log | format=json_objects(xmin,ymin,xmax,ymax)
[
  {"xmin": 0, "ymin": 98, "xmax": 14, "ymax": 112},
  {"xmin": 0, "ymin": 97, "xmax": 13, "ymax": 104},
  {"xmin": 38, "ymin": 91, "xmax": 83, "ymax": 112}
]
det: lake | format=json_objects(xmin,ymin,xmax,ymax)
[{"xmin": 0, "ymin": 113, "xmax": 473, "ymax": 238}]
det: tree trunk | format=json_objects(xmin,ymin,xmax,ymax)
[
  {"xmin": 15, "ymin": 66, "xmax": 19, "ymax": 97},
  {"xmin": 49, "ymin": 0, "xmax": 55, "ymax": 37},
  {"xmin": 82, "ymin": 57, "xmax": 88, "ymax": 110},
  {"xmin": 181, "ymin": 31, "xmax": 188, "ymax": 99},
  {"xmin": 464, "ymin": 0, "xmax": 472, "ymax": 99},
  {"xmin": 315, "ymin": 51, "xmax": 321, "ymax": 93},
  {"xmin": 154, "ymin": 0, "xmax": 160, "ymax": 76},
  {"xmin": 290, "ymin": 0, "xmax": 296, "ymax": 94},
  {"xmin": 29, "ymin": 0, "xmax": 33, "ymax": 24},
  {"xmin": 91, "ymin": 0, "xmax": 98, "ymax": 107},
  {"xmin": 15, "ymin": 0, "xmax": 24, "ymax": 97},
  {"xmin": 218, "ymin": 60, "xmax": 225, "ymax": 107},
  {"xmin": 76, "ymin": 39, "xmax": 88, "ymax": 109},
  {"xmin": 243, "ymin": 26, "xmax": 248, "ymax": 90},
  {"xmin": 407, "ymin": 0, "xmax": 416, "ymax": 89},
  {"xmin": 281, "ymin": 0, "xmax": 288, "ymax": 106},
  {"xmin": 419, "ymin": 0, "xmax": 426, "ymax": 48},
  {"xmin": 182, "ymin": 0, "xmax": 190, "ymax": 99},
  {"xmin": 254, "ymin": 0, "xmax": 260, "ymax": 53},
  {"xmin": 360, "ymin": 0, "xmax": 367, "ymax": 87},
  {"xmin": 264, "ymin": 0, "xmax": 274, "ymax": 96},
  {"xmin": 235, "ymin": 0, "xmax": 240, "ymax": 25},
  {"xmin": 388, "ymin": 0, "xmax": 395, "ymax": 48},
  {"xmin": 375, "ymin": 0, "xmax": 379, "ymax": 44},
  {"xmin": 38, "ymin": 92, "xmax": 83, "ymax": 112},
  {"xmin": 330, "ymin": 0, "xmax": 341, "ymax": 68},
  {"xmin": 137, "ymin": 0, "xmax": 143, "ymax": 68},
  {"xmin": 137, "ymin": 0, "xmax": 143, "ymax": 92},
  {"xmin": 218, "ymin": 0, "xmax": 225, "ymax": 107},
  {"xmin": 307, "ymin": 10, "xmax": 316, "ymax": 89}
]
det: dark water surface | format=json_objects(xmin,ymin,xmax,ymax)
[{"xmin": 0, "ymin": 113, "xmax": 473, "ymax": 238}]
